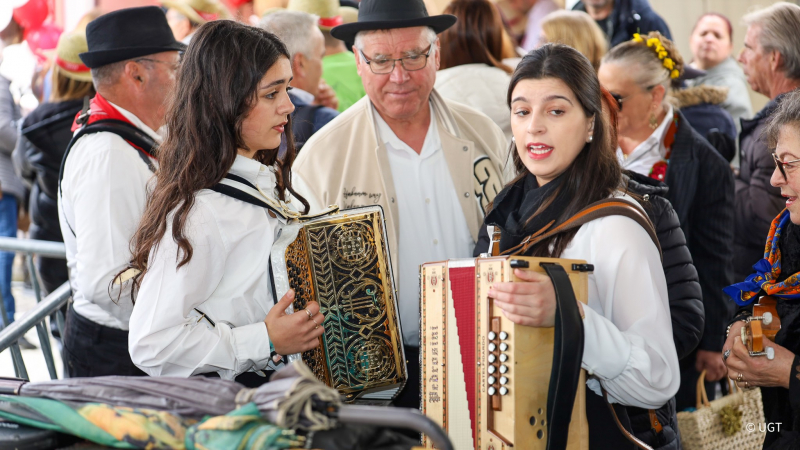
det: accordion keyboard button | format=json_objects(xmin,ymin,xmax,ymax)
[
  {"xmin": 499, "ymin": 354, "xmax": 508, "ymax": 362},
  {"xmin": 500, "ymin": 376, "xmax": 508, "ymax": 385},
  {"xmin": 499, "ymin": 331, "xmax": 508, "ymax": 340},
  {"xmin": 488, "ymin": 354, "xmax": 496, "ymax": 363},
  {"xmin": 500, "ymin": 386, "xmax": 508, "ymax": 396},
  {"xmin": 488, "ymin": 386, "xmax": 496, "ymax": 396},
  {"xmin": 488, "ymin": 343, "xmax": 496, "ymax": 352},
  {"xmin": 499, "ymin": 365, "xmax": 508, "ymax": 374},
  {"xmin": 488, "ymin": 365, "xmax": 496, "ymax": 374},
  {"xmin": 488, "ymin": 376, "xmax": 496, "ymax": 385},
  {"xmin": 488, "ymin": 331, "xmax": 496, "ymax": 340},
  {"xmin": 500, "ymin": 343, "xmax": 509, "ymax": 352}
]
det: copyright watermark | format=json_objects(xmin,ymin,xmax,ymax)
[{"xmin": 746, "ymin": 422, "xmax": 782, "ymax": 433}]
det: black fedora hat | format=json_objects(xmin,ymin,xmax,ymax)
[
  {"xmin": 330, "ymin": 0, "xmax": 456, "ymax": 43},
  {"xmin": 79, "ymin": 6, "xmax": 187, "ymax": 69}
]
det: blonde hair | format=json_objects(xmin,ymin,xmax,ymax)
[
  {"xmin": 541, "ymin": 10, "xmax": 607, "ymax": 71},
  {"xmin": 50, "ymin": 66, "xmax": 95, "ymax": 103}
]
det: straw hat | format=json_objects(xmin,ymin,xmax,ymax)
[
  {"xmin": 287, "ymin": 0, "xmax": 349, "ymax": 31},
  {"xmin": 162, "ymin": 0, "xmax": 232, "ymax": 25},
  {"xmin": 54, "ymin": 31, "xmax": 92, "ymax": 82}
]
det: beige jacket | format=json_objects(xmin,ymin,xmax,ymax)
[{"xmin": 293, "ymin": 90, "xmax": 508, "ymax": 277}]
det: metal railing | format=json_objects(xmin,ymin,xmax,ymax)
[{"xmin": 0, "ymin": 237, "xmax": 69, "ymax": 381}]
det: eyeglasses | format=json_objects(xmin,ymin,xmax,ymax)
[
  {"xmin": 135, "ymin": 57, "xmax": 181, "ymax": 73},
  {"xmin": 358, "ymin": 45, "xmax": 433, "ymax": 74},
  {"xmin": 609, "ymin": 85, "xmax": 657, "ymax": 111},
  {"xmin": 772, "ymin": 152, "xmax": 800, "ymax": 179}
]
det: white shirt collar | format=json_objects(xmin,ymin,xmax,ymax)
[
  {"xmin": 617, "ymin": 103, "xmax": 674, "ymax": 165},
  {"xmin": 373, "ymin": 103, "xmax": 439, "ymax": 158},
  {"xmin": 108, "ymin": 100, "xmax": 164, "ymax": 144}
]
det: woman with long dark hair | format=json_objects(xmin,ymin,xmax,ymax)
[
  {"xmin": 474, "ymin": 44, "xmax": 679, "ymax": 447},
  {"xmin": 126, "ymin": 20, "xmax": 323, "ymax": 385}
]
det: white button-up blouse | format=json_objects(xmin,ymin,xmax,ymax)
[{"xmin": 129, "ymin": 155, "xmax": 284, "ymax": 379}]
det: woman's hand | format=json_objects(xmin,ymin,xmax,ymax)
[
  {"xmin": 264, "ymin": 289, "xmax": 325, "ymax": 355},
  {"xmin": 696, "ymin": 350, "xmax": 727, "ymax": 382},
  {"xmin": 723, "ymin": 321, "xmax": 794, "ymax": 389},
  {"xmin": 488, "ymin": 269, "xmax": 557, "ymax": 327}
]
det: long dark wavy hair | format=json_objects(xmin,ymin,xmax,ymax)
[
  {"xmin": 501, "ymin": 43, "xmax": 622, "ymax": 257},
  {"xmin": 121, "ymin": 20, "xmax": 309, "ymax": 299}
]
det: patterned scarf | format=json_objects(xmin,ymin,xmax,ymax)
[{"xmin": 724, "ymin": 209, "xmax": 800, "ymax": 306}]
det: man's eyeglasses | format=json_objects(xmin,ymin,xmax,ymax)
[
  {"xmin": 135, "ymin": 57, "xmax": 181, "ymax": 73},
  {"xmin": 358, "ymin": 45, "xmax": 433, "ymax": 74},
  {"xmin": 772, "ymin": 152, "xmax": 800, "ymax": 179}
]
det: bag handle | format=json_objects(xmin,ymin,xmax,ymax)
[
  {"xmin": 695, "ymin": 370, "xmax": 739, "ymax": 409},
  {"xmin": 502, "ymin": 198, "xmax": 662, "ymax": 260}
]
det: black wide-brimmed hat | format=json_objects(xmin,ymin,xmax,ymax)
[
  {"xmin": 79, "ymin": 6, "xmax": 186, "ymax": 69},
  {"xmin": 330, "ymin": 0, "xmax": 456, "ymax": 44}
]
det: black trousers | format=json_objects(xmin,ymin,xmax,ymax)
[
  {"xmin": 393, "ymin": 345, "xmax": 420, "ymax": 409},
  {"xmin": 63, "ymin": 305, "xmax": 145, "ymax": 378}
]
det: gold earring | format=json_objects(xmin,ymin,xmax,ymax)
[{"xmin": 649, "ymin": 114, "xmax": 658, "ymax": 130}]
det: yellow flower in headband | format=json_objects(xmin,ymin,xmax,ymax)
[
  {"xmin": 647, "ymin": 38, "xmax": 659, "ymax": 48},
  {"xmin": 658, "ymin": 50, "xmax": 668, "ymax": 59},
  {"xmin": 663, "ymin": 58, "xmax": 674, "ymax": 70},
  {"xmin": 633, "ymin": 33, "xmax": 644, "ymax": 43},
  {"xmin": 656, "ymin": 44, "xmax": 665, "ymax": 53},
  {"xmin": 671, "ymin": 69, "xmax": 680, "ymax": 79}
]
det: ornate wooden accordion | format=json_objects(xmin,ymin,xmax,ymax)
[
  {"xmin": 271, "ymin": 206, "xmax": 407, "ymax": 403},
  {"xmin": 420, "ymin": 256, "xmax": 591, "ymax": 450}
]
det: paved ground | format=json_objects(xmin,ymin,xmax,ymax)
[{"xmin": 0, "ymin": 260, "xmax": 64, "ymax": 381}]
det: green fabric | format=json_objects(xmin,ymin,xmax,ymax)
[
  {"xmin": 322, "ymin": 51, "xmax": 366, "ymax": 112},
  {"xmin": 184, "ymin": 402, "xmax": 305, "ymax": 450}
]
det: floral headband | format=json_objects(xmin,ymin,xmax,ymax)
[{"xmin": 632, "ymin": 33, "xmax": 680, "ymax": 79}]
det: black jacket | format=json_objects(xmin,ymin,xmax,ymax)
[
  {"xmin": 12, "ymin": 99, "xmax": 83, "ymax": 292},
  {"xmin": 664, "ymin": 111, "xmax": 735, "ymax": 353},
  {"xmin": 624, "ymin": 172, "xmax": 703, "ymax": 450},
  {"xmin": 734, "ymin": 94, "xmax": 787, "ymax": 282},
  {"xmin": 572, "ymin": 0, "xmax": 672, "ymax": 47}
]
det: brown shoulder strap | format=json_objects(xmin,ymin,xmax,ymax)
[{"xmin": 501, "ymin": 198, "xmax": 662, "ymax": 260}]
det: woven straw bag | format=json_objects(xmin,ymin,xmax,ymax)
[{"xmin": 677, "ymin": 370, "xmax": 765, "ymax": 450}]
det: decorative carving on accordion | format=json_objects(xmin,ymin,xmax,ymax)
[{"xmin": 285, "ymin": 210, "xmax": 404, "ymax": 400}]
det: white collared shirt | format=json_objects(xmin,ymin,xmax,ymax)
[
  {"xmin": 375, "ymin": 104, "xmax": 474, "ymax": 347},
  {"xmin": 616, "ymin": 104, "xmax": 674, "ymax": 176},
  {"xmin": 58, "ymin": 102, "xmax": 161, "ymax": 330},
  {"xmin": 129, "ymin": 155, "xmax": 281, "ymax": 379}
]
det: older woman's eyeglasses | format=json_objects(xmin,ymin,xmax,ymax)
[
  {"xmin": 609, "ymin": 92, "xmax": 631, "ymax": 111},
  {"xmin": 358, "ymin": 45, "xmax": 433, "ymax": 74},
  {"xmin": 772, "ymin": 152, "xmax": 800, "ymax": 178}
]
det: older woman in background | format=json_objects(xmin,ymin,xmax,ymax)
[
  {"xmin": 435, "ymin": 0, "xmax": 514, "ymax": 144},
  {"xmin": 540, "ymin": 10, "xmax": 607, "ymax": 71},
  {"xmin": 599, "ymin": 31, "xmax": 735, "ymax": 412},
  {"xmin": 687, "ymin": 13, "xmax": 753, "ymax": 131}
]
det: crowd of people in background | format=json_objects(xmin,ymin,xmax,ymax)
[{"xmin": 3, "ymin": 0, "xmax": 800, "ymax": 448}]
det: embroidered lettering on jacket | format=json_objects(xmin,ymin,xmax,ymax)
[
  {"xmin": 473, "ymin": 156, "xmax": 503, "ymax": 214},
  {"xmin": 343, "ymin": 186, "xmax": 382, "ymax": 209}
]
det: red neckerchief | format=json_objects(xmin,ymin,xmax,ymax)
[
  {"xmin": 648, "ymin": 113, "xmax": 679, "ymax": 181},
  {"xmin": 71, "ymin": 94, "xmax": 156, "ymax": 158}
]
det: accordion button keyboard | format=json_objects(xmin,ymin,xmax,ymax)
[
  {"xmin": 488, "ymin": 331, "xmax": 497, "ymax": 340},
  {"xmin": 499, "ymin": 386, "xmax": 508, "ymax": 396},
  {"xmin": 488, "ymin": 365, "xmax": 497, "ymax": 374},
  {"xmin": 500, "ymin": 376, "xmax": 508, "ymax": 385},
  {"xmin": 499, "ymin": 353, "xmax": 508, "ymax": 362},
  {"xmin": 500, "ymin": 343, "xmax": 509, "ymax": 352},
  {"xmin": 499, "ymin": 331, "xmax": 508, "ymax": 340},
  {"xmin": 499, "ymin": 365, "xmax": 508, "ymax": 374},
  {"xmin": 488, "ymin": 343, "xmax": 496, "ymax": 352},
  {"xmin": 488, "ymin": 376, "xmax": 496, "ymax": 385},
  {"xmin": 488, "ymin": 354, "xmax": 496, "ymax": 363},
  {"xmin": 488, "ymin": 386, "xmax": 496, "ymax": 396}
]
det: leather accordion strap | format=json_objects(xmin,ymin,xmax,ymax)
[
  {"xmin": 540, "ymin": 263, "xmax": 584, "ymax": 450},
  {"xmin": 503, "ymin": 198, "xmax": 662, "ymax": 260},
  {"xmin": 602, "ymin": 388, "xmax": 654, "ymax": 450}
]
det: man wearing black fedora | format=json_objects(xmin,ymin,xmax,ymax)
[
  {"xmin": 293, "ymin": 0, "xmax": 507, "ymax": 408},
  {"xmin": 58, "ymin": 6, "xmax": 185, "ymax": 378}
]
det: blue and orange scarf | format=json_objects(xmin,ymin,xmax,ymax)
[{"xmin": 725, "ymin": 209, "xmax": 800, "ymax": 306}]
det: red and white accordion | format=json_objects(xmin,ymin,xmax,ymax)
[{"xmin": 420, "ymin": 255, "xmax": 591, "ymax": 450}]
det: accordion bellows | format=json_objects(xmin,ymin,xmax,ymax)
[{"xmin": 271, "ymin": 206, "xmax": 407, "ymax": 403}]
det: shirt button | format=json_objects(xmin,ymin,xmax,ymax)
[
  {"xmin": 464, "ymin": 192, "xmax": 470, "ymax": 198},
  {"xmin": 425, "ymin": 198, "xmax": 431, "ymax": 204},
  {"xmin": 433, "ymin": 239, "xmax": 439, "ymax": 245},
  {"xmin": 462, "ymin": 146, "xmax": 468, "ymax": 152}
]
